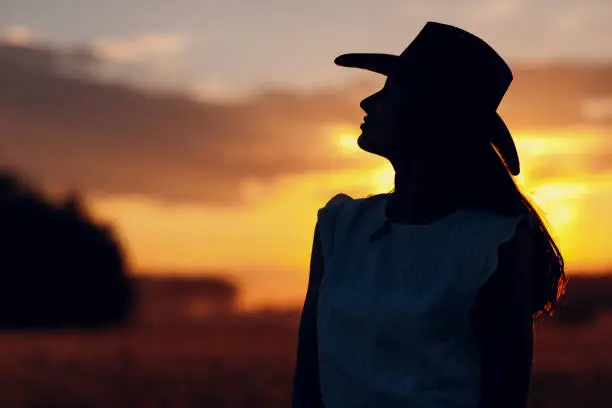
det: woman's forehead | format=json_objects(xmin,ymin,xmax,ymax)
[
  {"xmin": 381, "ymin": 76, "xmax": 412, "ymax": 97},
  {"xmin": 384, "ymin": 74, "xmax": 413, "ymax": 89},
  {"xmin": 382, "ymin": 77, "xmax": 401, "ymax": 93}
]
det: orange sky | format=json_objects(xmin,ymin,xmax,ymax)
[
  {"xmin": 89, "ymin": 125, "xmax": 612, "ymax": 309},
  {"xmin": 2, "ymin": 10, "xmax": 612, "ymax": 310}
]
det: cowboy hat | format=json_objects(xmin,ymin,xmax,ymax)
[{"xmin": 335, "ymin": 21, "xmax": 520, "ymax": 176}]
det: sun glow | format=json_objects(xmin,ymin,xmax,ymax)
[
  {"xmin": 527, "ymin": 182, "xmax": 588, "ymax": 230},
  {"xmin": 371, "ymin": 163, "xmax": 395, "ymax": 192},
  {"xmin": 328, "ymin": 125, "xmax": 360, "ymax": 155},
  {"xmin": 90, "ymin": 124, "xmax": 612, "ymax": 309}
]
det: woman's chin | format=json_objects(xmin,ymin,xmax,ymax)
[{"xmin": 357, "ymin": 133, "xmax": 384, "ymax": 156}]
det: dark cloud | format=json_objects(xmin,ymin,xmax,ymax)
[
  {"xmin": 0, "ymin": 41, "xmax": 611, "ymax": 205},
  {"xmin": 0, "ymin": 42, "xmax": 367, "ymax": 205},
  {"xmin": 500, "ymin": 62, "xmax": 612, "ymax": 128}
]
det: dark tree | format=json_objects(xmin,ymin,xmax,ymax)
[{"xmin": 0, "ymin": 170, "xmax": 134, "ymax": 329}]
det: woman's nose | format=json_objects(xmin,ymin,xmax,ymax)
[{"xmin": 360, "ymin": 92, "xmax": 380, "ymax": 112}]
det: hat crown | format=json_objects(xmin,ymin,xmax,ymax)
[
  {"xmin": 398, "ymin": 22, "xmax": 512, "ymax": 109},
  {"xmin": 331, "ymin": 21, "xmax": 520, "ymax": 176}
]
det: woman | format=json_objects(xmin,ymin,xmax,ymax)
[{"xmin": 291, "ymin": 22, "xmax": 566, "ymax": 408}]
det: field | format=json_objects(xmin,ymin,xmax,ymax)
[{"xmin": 0, "ymin": 309, "xmax": 611, "ymax": 408}]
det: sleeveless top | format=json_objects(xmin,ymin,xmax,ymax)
[{"xmin": 315, "ymin": 193, "xmax": 528, "ymax": 408}]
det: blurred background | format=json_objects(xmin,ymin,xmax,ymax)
[{"xmin": 0, "ymin": 0, "xmax": 611, "ymax": 406}]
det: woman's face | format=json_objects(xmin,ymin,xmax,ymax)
[{"xmin": 358, "ymin": 75, "xmax": 441, "ymax": 163}]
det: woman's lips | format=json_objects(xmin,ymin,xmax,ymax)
[{"xmin": 361, "ymin": 115, "xmax": 374, "ymax": 129}]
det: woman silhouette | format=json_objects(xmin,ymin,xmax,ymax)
[{"xmin": 292, "ymin": 22, "xmax": 566, "ymax": 408}]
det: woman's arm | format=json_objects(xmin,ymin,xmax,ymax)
[
  {"xmin": 472, "ymin": 217, "xmax": 535, "ymax": 408},
  {"xmin": 291, "ymin": 223, "xmax": 325, "ymax": 408}
]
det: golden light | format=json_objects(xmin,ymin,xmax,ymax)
[
  {"xmin": 514, "ymin": 130, "xmax": 600, "ymax": 158},
  {"xmin": 90, "ymin": 123, "xmax": 612, "ymax": 308},
  {"xmin": 516, "ymin": 135, "xmax": 582, "ymax": 156},
  {"xmin": 328, "ymin": 126, "xmax": 360, "ymax": 154},
  {"xmin": 337, "ymin": 132, "xmax": 359, "ymax": 154},
  {"xmin": 370, "ymin": 163, "xmax": 395, "ymax": 192},
  {"xmin": 526, "ymin": 182, "xmax": 589, "ymax": 241},
  {"xmin": 531, "ymin": 182, "xmax": 590, "ymax": 200}
]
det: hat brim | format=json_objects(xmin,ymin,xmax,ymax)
[
  {"xmin": 335, "ymin": 53, "xmax": 520, "ymax": 176},
  {"xmin": 335, "ymin": 53, "xmax": 401, "ymax": 76},
  {"xmin": 490, "ymin": 113, "xmax": 520, "ymax": 176}
]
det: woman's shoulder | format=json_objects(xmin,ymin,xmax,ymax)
[
  {"xmin": 322, "ymin": 193, "xmax": 354, "ymax": 208},
  {"xmin": 461, "ymin": 208, "xmax": 534, "ymax": 238},
  {"xmin": 317, "ymin": 193, "xmax": 353, "ymax": 221},
  {"xmin": 459, "ymin": 208, "xmax": 536, "ymax": 290},
  {"xmin": 316, "ymin": 193, "xmax": 385, "ymax": 245},
  {"xmin": 318, "ymin": 192, "xmax": 386, "ymax": 215},
  {"xmin": 320, "ymin": 192, "xmax": 386, "ymax": 205},
  {"xmin": 468, "ymin": 210, "xmax": 536, "ymax": 264},
  {"xmin": 315, "ymin": 193, "xmax": 368, "ymax": 266}
]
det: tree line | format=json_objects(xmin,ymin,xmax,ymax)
[{"xmin": 0, "ymin": 170, "xmax": 133, "ymax": 329}]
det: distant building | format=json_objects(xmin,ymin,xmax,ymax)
[{"xmin": 133, "ymin": 276, "xmax": 239, "ymax": 326}]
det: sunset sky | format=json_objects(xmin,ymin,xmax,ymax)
[{"xmin": 1, "ymin": 0, "xmax": 612, "ymax": 308}]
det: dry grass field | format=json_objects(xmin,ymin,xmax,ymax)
[{"xmin": 0, "ymin": 308, "xmax": 611, "ymax": 408}]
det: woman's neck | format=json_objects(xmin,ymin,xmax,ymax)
[{"xmin": 388, "ymin": 163, "xmax": 463, "ymax": 224}]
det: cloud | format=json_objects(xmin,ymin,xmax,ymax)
[
  {"xmin": 0, "ymin": 42, "xmax": 364, "ymax": 206},
  {"xmin": 500, "ymin": 62, "xmax": 612, "ymax": 128},
  {"xmin": 92, "ymin": 33, "xmax": 189, "ymax": 62},
  {"xmin": 396, "ymin": 0, "xmax": 524, "ymax": 27},
  {"xmin": 0, "ymin": 25, "xmax": 34, "ymax": 46},
  {"xmin": 1, "ymin": 40, "xmax": 612, "ymax": 205},
  {"xmin": 89, "ymin": 33, "xmax": 194, "ymax": 92},
  {"xmin": 0, "ymin": 39, "xmax": 97, "ymax": 77},
  {"xmin": 189, "ymin": 78, "xmax": 252, "ymax": 102},
  {"xmin": 582, "ymin": 97, "xmax": 612, "ymax": 122}
]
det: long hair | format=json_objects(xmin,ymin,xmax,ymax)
[
  {"xmin": 390, "ymin": 130, "xmax": 567, "ymax": 319},
  {"xmin": 455, "ymin": 137, "xmax": 567, "ymax": 318}
]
